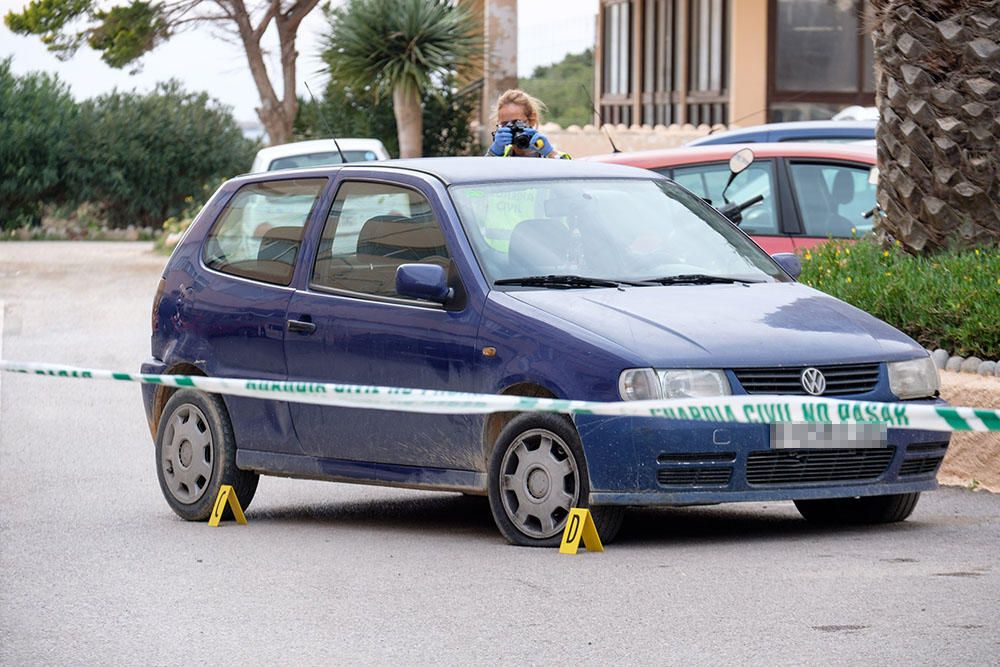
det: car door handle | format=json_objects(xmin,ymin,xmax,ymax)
[{"xmin": 287, "ymin": 319, "xmax": 317, "ymax": 334}]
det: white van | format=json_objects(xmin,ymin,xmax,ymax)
[{"xmin": 250, "ymin": 138, "xmax": 390, "ymax": 172}]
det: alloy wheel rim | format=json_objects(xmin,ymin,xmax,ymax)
[
  {"xmin": 500, "ymin": 428, "xmax": 580, "ymax": 539},
  {"xmin": 161, "ymin": 404, "xmax": 214, "ymax": 504}
]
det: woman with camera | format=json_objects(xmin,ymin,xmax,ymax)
[{"xmin": 486, "ymin": 89, "xmax": 571, "ymax": 159}]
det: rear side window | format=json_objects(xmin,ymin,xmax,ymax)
[
  {"xmin": 311, "ymin": 181, "xmax": 450, "ymax": 299},
  {"xmin": 203, "ymin": 178, "xmax": 326, "ymax": 286},
  {"xmin": 788, "ymin": 162, "xmax": 876, "ymax": 238}
]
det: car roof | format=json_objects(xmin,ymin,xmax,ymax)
[
  {"xmin": 234, "ymin": 156, "xmax": 660, "ymax": 186},
  {"xmin": 686, "ymin": 120, "xmax": 876, "ymax": 146},
  {"xmin": 583, "ymin": 142, "xmax": 877, "ymax": 169}
]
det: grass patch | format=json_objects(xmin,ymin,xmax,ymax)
[{"xmin": 798, "ymin": 237, "xmax": 1000, "ymax": 359}]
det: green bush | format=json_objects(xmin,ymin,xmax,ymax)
[
  {"xmin": 0, "ymin": 58, "xmax": 79, "ymax": 230},
  {"xmin": 799, "ymin": 237, "xmax": 1000, "ymax": 359},
  {"xmin": 519, "ymin": 49, "xmax": 594, "ymax": 128},
  {"xmin": 74, "ymin": 81, "xmax": 257, "ymax": 228}
]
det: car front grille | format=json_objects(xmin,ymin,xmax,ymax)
[
  {"xmin": 899, "ymin": 441, "xmax": 949, "ymax": 478},
  {"xmin": 733, "ymin": 363, "xmax": 880, "ymax": 396},
  {"xmin": 746, "ymin": 448, "xmax": 895, "ymax": 485},
  {"xmin": 898, "ymin": 457, "xmax": 944, "ymax": 477},
  {"xmin": 656, "ymin": 451, "xmax": 735, "ymax": 487}
]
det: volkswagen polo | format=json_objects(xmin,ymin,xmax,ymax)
[{"xmin": 142, "ymin": 158, "xmax": 948, "ymax": 546}]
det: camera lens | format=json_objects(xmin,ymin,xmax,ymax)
[{"xmin": 513, "ymin": 134, "xmax": 531, "ymax": 150}]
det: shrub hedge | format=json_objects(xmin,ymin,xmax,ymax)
[{"xmin": 798, "ymin": 237, "xmax": 1000, "ymax": 359}]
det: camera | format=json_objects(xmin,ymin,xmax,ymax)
[{"xmin": 503, "ymin": 120, "xmax": 533, "ymax": 150}]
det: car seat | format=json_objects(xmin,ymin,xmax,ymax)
[
  {"xmin": 827, "ymin": 170, "xmax": 858, "ymax": 237},
  {"xmin": 506, "ymin": 218, "xmax": 571, "ymax": 275}
]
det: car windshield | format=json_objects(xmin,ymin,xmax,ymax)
[{"xmin": 449, "ymin": 178, "xmax": 788, "ymax": 286}]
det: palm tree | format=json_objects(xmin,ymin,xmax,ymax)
[
  {"xmin": 869, "ymin": 1, "xmax": 1000, "ymax": 253},
  {"xmin": 323, "ymin": 0, "xmax": 481, "ymax": 158}
]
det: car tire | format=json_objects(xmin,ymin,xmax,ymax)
[
  {"xmin": 487, "ymin": 412, "xmax": 625, "ymax": 547},
  {"xmin": 155, "ymin": 389, "xmax": 259, "ymax": 521},
  {"xmin": 793, "ymin": 492, "xmax": 920, "ymax": 525}
]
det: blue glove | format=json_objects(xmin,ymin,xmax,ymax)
[
  {"xmin": 489, "ymin": 126, "xmax": 513, "ymax": 156},
  {"xmin": 528, "ymin": 131, "xmax": 553, "ymax": 157}
]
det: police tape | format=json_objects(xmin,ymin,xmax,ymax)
[{"xmin": 2, "ymin": 359, "xmax": 999, "ymax": 433}]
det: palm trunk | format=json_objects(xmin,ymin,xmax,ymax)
[
  {"xmin": 393, "ymin": 85, "xmax": 423, "ymax": 158},
  {"xmin": 870, "ymin": 1, "xmax": 1000, "ymax": 253}
]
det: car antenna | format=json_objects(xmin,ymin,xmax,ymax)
[
  {"xmin": 581, "ymin": 84, "xmax": 621, "ymax": 153},
  {"xmin": 304, "ymin": 80, "xmax": 349, "ymax": 164}
]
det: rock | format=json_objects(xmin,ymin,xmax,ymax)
[
  {"xmin": 977, "ymin": 361, "xmax": 997, "ymax": 376},
  {"xmin": 960, "ymin": 357, "xmax": 983, "ymax": 373},
  {"xmin": 995, "ymin": 363, "xmax": 1000, "ymax": 377},
  {"xmin": 945, "ymin": 356, "xmax": 964, "ymax": 371},
  {"xmin": 931, "ymin": 348, "xmax": 950, "ymax": 368}
]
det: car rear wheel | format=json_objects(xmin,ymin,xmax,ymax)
[
  {"xmin": 793, "ymin": 492, "xmax": 920, "ymax": 525},
  {"xmin": 487, "ymin": 413, "xmax": 624, "ymax": 547},
  {"xmin": 155, "ymin": 388, "xmax": 259, "ymax": 521}
]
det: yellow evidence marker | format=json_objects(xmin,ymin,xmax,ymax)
[
  {"xmin": 559, "ymin": 508, "xmax": 604, "ymax": 554},
  {"xmin": 208, "ymin": 485, "xmax": 248, "ymax": 527}
]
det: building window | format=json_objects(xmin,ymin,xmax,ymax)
[
  {"xmin": 601, "ymin": 0, "xmax": 632, "ymax": 125},
  {"xmin": 770, "ymin": 0, "xmax": 875, "ymax": 121},
  {"xmin": 602, "ymin": 0, "xmax": 728, "ymax": 128},
  {"xmin": 687, "ymin": 0, "xmax": 728, "ymax": 125}
]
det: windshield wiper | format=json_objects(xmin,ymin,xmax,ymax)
[
  {"xmin": 494, "ymin": 274, "xmax": 643, "ymax": 289},
  {"xmin": 643, "ymin": 274, "xmax": 762, "ymax": 285}
]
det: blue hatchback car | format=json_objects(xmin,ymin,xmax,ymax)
[{"xmin": 142, "ymin": 158, "xmax": 948, "ymax": 546}]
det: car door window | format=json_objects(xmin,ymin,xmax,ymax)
[
  {"xmin": 311, "ymin": 181, "xmax": 450, "ymax": 299},
  {"xmin": 669, "ymin": 161, "xmax": 779, "ymax": 236},
  {"xmin": 203, "ymin": 178, "xmax": 326, "ymax": 286},
  {"xmin": 788, "ymin": 162, "xmax": 876, "ymax": 238}
]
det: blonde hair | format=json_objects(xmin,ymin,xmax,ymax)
[{"xmin": 493, "ymin": 89, "xmax": 547, "ymax": 126}]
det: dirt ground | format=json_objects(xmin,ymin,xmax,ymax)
[{"xmin": 938, "ymin": 370, "xmax": 1000, "ymax": 492}]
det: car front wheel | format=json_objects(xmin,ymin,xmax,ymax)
[
  {"xmin": 793, "ymin": 492, "xmax": 920, "ymax": 525},
  {"xmin": 487, "ymin": 413, "xmax": 624, "ymax": 547},
  {"xmin": 155, "ymin": 388, "xmax": 259, "ymax": 521}
]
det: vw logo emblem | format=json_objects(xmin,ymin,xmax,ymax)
[{"xmin": 801, "ymin": 367, "xmax": 827, "ymax": 395}]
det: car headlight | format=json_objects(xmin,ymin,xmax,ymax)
[
  {"xmin": 619, "ymin": 369, "xmax": 732, "ymax": 400},
  {"xmin": 888, "ymin": 356, "xmax": 940, "ymax": 400}
]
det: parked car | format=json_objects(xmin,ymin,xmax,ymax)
[
  {"xmin": 833, "ymin": 106, "xmax": 879, "ymax": 121},
  {"xmin": 585, "ymin": 143, "xmax": 878, "ymax": 253},
  {"xmin": 142, "ymin": 158, "xmax": 948, "ymax": 546},
  {"xmin": 686, "ymin": 120, "xmax": 876, "ymax": 146},
  {"xmin": 250, "ymin": 138, "xmax": 390, "ymax": 172}
]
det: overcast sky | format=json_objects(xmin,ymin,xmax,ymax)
[{"xmin": 1, "ymin": 0, "xmax": 598, "ymax": 124}]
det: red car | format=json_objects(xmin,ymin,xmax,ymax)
[{"xmin": 585, "ymin": 143, "xmax": 878, "ymax": 254}]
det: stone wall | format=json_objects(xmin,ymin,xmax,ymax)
[
  {"xmin": 536, "ymin": 122, "xmax": 729, "ymax": 158},
  {"xmin": 938, "ymin": 372, "xmax": 1000, "ymax": 493}
]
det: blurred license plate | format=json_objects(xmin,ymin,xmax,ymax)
[{"xmin": 771, "ymin": 423, "xmax": 887, "ymax": 449}]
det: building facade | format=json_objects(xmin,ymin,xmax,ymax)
[{"xmin": 596, "ymin": 0, "xmax": 876, "ymax": 127}]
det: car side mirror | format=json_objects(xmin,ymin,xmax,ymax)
[
  {"xmin": 396, "ymin": 263, "xmax": 452, "ymax": 303},
  {"xmin": 721, "ymin": 147, "xmax": 756, "ymax": 202},
  {"xmin": 771, "ymin": 253, "xmax": 802, "ymax": 280}
]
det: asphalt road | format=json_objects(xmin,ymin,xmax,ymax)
[{"xmin": 1, "ymin": 242, "xmax": 998, "ymax": 665}]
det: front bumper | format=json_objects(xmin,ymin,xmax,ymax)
[{"xmin": 575, "ymin": 402, "xmax": 950, "ymax": 506}]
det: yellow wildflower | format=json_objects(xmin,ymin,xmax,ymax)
[
  {"xmin": 846, "ymin": 276, "xmax": 853, "ymax": 283},
  {"xmin": 804, "ymin": 252, "xmax": 812, "ymax": 261},
  {"xmin": 882, "ymin": 250, "xmax": 890, "ymax": 257}
]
